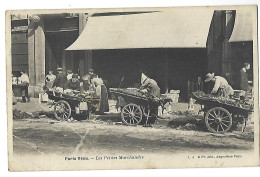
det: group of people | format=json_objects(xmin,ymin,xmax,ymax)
[
  {"xmin": 139, "ymin": 63, "xmax": 252, "ymax": 100},
  {"xmin": 205, "ymin": 63, "xmax": 252, "ymax": 98},
  {"xmin": 15, "ymin": 62, "xmax": 252, "ymax": 106},
  {"xmin": 45, "ymin": 68, "xmax": 109, "ymax": 114}
]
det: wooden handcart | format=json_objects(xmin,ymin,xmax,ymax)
[
  {"xmin": 191, "ymin": 91, "xmax": 253, "ymax": 133},
  {"xmin": 109, "ymin": 88, "xmax": 172, "ymax": 126},
  {"xmin": 46, "ymin": 90, "xmax": 100, "ymax": 121}
]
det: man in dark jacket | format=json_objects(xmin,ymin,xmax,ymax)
[
  {"xmin": 65, "ymin": 74, "xmax": 81, "ymax": 91},
  {"xmin": 53, "ymin": 67, "xmax": 67, "ymax": 90},
  {"xmin": 239, "ymin": 63, "xmax": 251, "ymax": 91}
]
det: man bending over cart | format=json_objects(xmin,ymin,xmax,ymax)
[{"xmin": 205, "ymin": 73, "xmax": 234, "ymax": 98}]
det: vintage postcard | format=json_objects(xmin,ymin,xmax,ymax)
[{"xmin": 6, "ymin": 5, "xmax": 259, "ymax": 171}]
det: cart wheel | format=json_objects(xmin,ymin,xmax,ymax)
[
  {"xmin": 205, "ymin": 107, "xmax": 232, "ymax": 133},
  {"xmin": 54, "ymin": 100, "xmax": 71, "ymax": 121},
  {"xmin": 121, "ymin": 104, "xmax": 142, "ymax": 125}
]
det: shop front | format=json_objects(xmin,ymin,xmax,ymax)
[
  {"xmin": 67, "ymin": 8, "xmax": 214, "ymax": 100},
  {"xmin": 10, "ymin": 8, "xmax": 254, "ymax": 99}
]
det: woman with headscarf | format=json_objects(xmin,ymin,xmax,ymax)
[
  {"xmin": 91, "ymin": 76, "xmax": 109, "ymax": 114},
  {"xmin": 140, "ymin": 73, "xmax": 161, "ymax": 98}
]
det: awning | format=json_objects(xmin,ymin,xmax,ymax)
[
  {"xmin": 229, "ymin": 10, "xmax": 253, "ymax": 42},
  {"xmin": 67, "ymin": 8, "xmax": 214, "ymax": 50}
]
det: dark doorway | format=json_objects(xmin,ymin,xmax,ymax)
[{"xmin": 92, "ymin": 48, "xmax": 207, "ymax": 100}]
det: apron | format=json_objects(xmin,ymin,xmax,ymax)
[
  {"xmin": 217, "ymin": 85, "xmax": 234, "ymax": 98},
  {"xmin": 96, "ymin": 84, "xmax": 109, "ymax": 113}
]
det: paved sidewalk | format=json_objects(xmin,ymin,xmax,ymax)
[{"xmin": 13, "ymin": 97, "xmax": 52, "ymax": 113}]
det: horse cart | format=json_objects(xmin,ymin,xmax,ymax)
[
  {"xmin": 191, "ymin": 91, "xmax": 254, "ymax": 133},
  {"xmin": 46, "ymin": 90, "xmax": 100, "ymax": 121},
  {"xmin": 109, "ymin": 88, "xmax": 172, "ymax": 126}
]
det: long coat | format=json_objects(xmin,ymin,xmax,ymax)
[
  {"xmin": 53, "ymin": 73, "xmax": 67, "ymax": 89},
  {"xmin": 92, "ymin": 78, "xmax": 109, "ymax": 113},
  {"xmin": 239, "ymin": 69, "xmax": 249, "ymax": 91},
  {"xmin": 141, "ymin": 78, "xmax": 161, "ymax": 98}
]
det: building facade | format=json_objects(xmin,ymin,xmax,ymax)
[{"xmin": 10, "ymin": 9, "xmax": 253, "ymax": 100}]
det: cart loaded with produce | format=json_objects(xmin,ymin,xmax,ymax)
[
  {"xmin": 191, "ymin": 91, "xmax": 253, "ymax": 133},
  {"xmin": 46, "ymin": 89, "xmax": 100, "ymax": 121},
  {"xmin": 109, "ymin": 88, "xmax": 172, "ymax": 126}
]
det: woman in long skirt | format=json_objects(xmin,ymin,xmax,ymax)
[{"xmin": 91, "ymin": 77, "xmax": 109, "ymax": 114}]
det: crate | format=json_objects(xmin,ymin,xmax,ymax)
[
  {"xmin": 162, "ymin": 90, "xmax": 180, "ymax": 103},
  {"xmin": 38, "ymin": 92, "xmax": 49, "ymax": 103}
]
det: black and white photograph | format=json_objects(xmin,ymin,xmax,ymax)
[{"xmin": 6, "ymin": 5, "xmax": 259, "ymax": 171}]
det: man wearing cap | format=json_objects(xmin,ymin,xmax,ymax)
[
  {"xmin": 140, "ymin": 73, "xmax": 161, "ymax": 98},
  {"xmin": 65, "ymin": 74, "xmax": 81, "ymax": 91},
  {"xmin": 53, "ymin": 67, "xmax": 67, "ymax": 91},
  {"xmin": 205, "ymin": 73, "xmax": 234, "ymax": 98}
]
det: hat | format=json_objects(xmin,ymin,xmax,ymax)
[
  {"xmin": 141, "ymin": 73, "xmax": 148, "ymax": 84},
  {"xmin": 205, "ymin": 73, "xmax": 214, "ymax": 82},
  {"xmin": 57, "ymin": 67, "xmax": 63, "ymax": 71},
  {"xmin": 88, "ymin": 68, "xmax": 94, "ymax": 72},
  {"xmin": 72, "ymin": 74, "xmax": 78, "ymax": 79}
]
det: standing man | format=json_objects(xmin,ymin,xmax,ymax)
[
  {"xmin": 81, "ymin": 73, "xmax": 91, "ymax": 91},
  {"xmin": 20, "ymin": 70, "xmax": 30, "ymax": 102},
  {"xmin": 205, "ymin": 73, "xmax": 234, "ymax": 98},
  {"xmin": 53, "ymin": 67, "xmax": 67, "ymax": 92},
  {"xmin": 88, "ymin": 69, "xmax": 97, "ymax": 84},
  {"xmin": 239, "ymin": 63, "xmax": 251, "ymax": 91},
  {"xmin": 87, "ymin": 69, "xmax": 98, "ymax": 90}
]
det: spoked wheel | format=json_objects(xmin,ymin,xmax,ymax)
[
  {"xmin": 205, "ymin": 107, "xmax": 232, "ymax": 133},
  {"xmin": 54, "ymin": 100, "xmax": 71, "ymax": 121},
  {"xmin": 121, "ymin": 104, "xmax": 142, "ymax": 125}
]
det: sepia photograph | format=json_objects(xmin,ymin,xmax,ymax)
[{"xmin": 6, "ymin": 5, "xmax": 259, "ymax": 171}]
